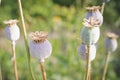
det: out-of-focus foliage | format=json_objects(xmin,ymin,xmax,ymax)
[
  {"xmin": 53, "ymin": 0, "xmax": 75, "ymax": 6},
  {"xmin": 0, "ymin": 0, "xmax": 120, "ymax": 80}
]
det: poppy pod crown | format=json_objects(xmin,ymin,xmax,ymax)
[
  {"xmin": 86, "ymin": 6, "xmax": 101, "ymax": 12},
  {"xmin": 29, "ymin": 31, "xmax": 48, "ymax": 43},
  {"xmin": 83, "ymin": 17, "xmax": 100, "ymax": 28},
  {"xmin": 4, "ymin": 19, "xmax": 19, "ymax": 26},
  {"xmin": 106, "ymin": 31, "xmax": 119, "ymax": 39}
]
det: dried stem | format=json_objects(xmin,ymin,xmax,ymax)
[
  {"xmin": 85, "ymin": 45, "xmax": 91, "ymax": 80},
  {"xmin": 0, "ymin": 64, "xmax": 2, "ymax": 80},
  {"xmin": 102, "ymin": 52, "xmax": 110, "ymax": 80},
  {"xmin": 40, "ymin": 62, "xmax": 47, "ymax": 80},
  {"xmin": 17, "ymin": 0, "xmax": 35, "ymax": 80},
  {"xmin": 88, "ymin": 63, "xmax": 91, "ymax": 80},
  {"xmin": 11, "ymin": 41, "xmax": 18, "ymax": 80},
  {"xmin": 101, "ymin": 2, "xmax": 105, "ymax": 15}
]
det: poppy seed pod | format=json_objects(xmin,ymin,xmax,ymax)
[
  {"xmin": 104, "ymin": 32, "xmax": 118, "ymax": 53},
  {"xmin": 86, "ymin": 6, "xmax": 103, "ymax": 26},
  {"xmin": 4, "ymin": 19, "xmax": 20, "ymax": 41},
  {"xmin": 81, "ymin": 18, "xmax": 100, "ymax": 45},
  {"xmin": 78, "ymin": 43, "xmax": 96, "ymax": 61},
  {"xmin": 29, "ymin": 31, "xmax": 52, "ymax": 62}
]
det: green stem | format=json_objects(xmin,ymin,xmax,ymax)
[
  {"xmin": 102, "ymin": 52, "xmax": 110, "ymax": 80},
  {"xmin": 85, "ymin": 45, "xmax": 91, "ymax": 80},
  {"xmin": 11, "ymin": 41, "xmax": 18, "ymax": 80},
  {"xmin": 17, "ymin": 0, "xmax": 35, "ymax": 80}
]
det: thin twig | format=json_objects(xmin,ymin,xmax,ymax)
[
  {"xmin": 40, "ymin": 62, "xmax": 47, "ymax": 80},
  {"xmin": 101, "ymin": 2, "xmax": 105, "ymax": 15},
  {"xmin": 102, "ymin": 52, "xmax": 110, "ymax": 80},
  {"xmin": 85, "ymin": 45, "xmax": 91, "ymax": 80},
  {"xmin": 17, "ymin": 0, "xmax": 35, "ymax": 80},
  {"xmin": 11, "ymin": 41, "xmax": 18, "ymax": 80}
]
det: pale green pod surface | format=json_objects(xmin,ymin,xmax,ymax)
[
  {"xmin": 78, "ymin": 44, "xmax": 96, "ymax": 61},
  {"xmin": 104, "ymin": 38, "xmax": 117, "ymax": 53},
  {"xmin": 81, "ymin": 27, "xmax": 100, "ymax": 45},
  {"xmin": 29, "ymin": 40, "xmax": 52, "ymax": 61},
  {"xmin": 5, "ymin": 24, "xmax": 20, "ymax": 41}
]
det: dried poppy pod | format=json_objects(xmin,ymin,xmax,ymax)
[
  {"xmin": 78, "ymin": 43, "xmax": 96, "ymax": 61},
  {"xmin": 86, "ymin": 6, "xmax": 103, "ymax": 26},
  {"xmin": 4, "ymin": 19, "xmax": 20, "ymax": 41},
  {"xmin": 29, "ymin": 31, "xmax": 52, "ymax": 62},
  {"xmin": 104, "ymin": 31, "xmax": 118, "ymax": 53},
  {"xmin": 4, "ymin": 19, "xmax": 20, "ymax": 80},
  {"xmin": 81, "ymin": 17, "xmax": 100, "ymax": 45}
]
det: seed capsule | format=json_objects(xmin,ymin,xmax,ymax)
[
  {"xmin": 29, "ymin": 31, "xmax": 52, "ymax": 62},
  {"xmin": 81, "ymin": 17, "xmax": 100, "ymax": 45},
  {"xmin": 104, "ymin": 31, "xmax": 118, "ymax": 53},
  {"xmin": 78, "ymin": 43, "xmax": 96, "ymax": 61},
  {"xmin": 86, "ymin": 6, "xmax": 103, "ymax": 26},
  {"xmin": 4, "ymin": 19, "xmax": 20, "ymax": 41},
  {"xmin": 81, "ymin": 27, "xmax": 100, "ymax": 45}
]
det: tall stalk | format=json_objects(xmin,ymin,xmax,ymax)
[
  {"xmin": 101, "ymin": 2, "xmax": 105, "ymax": 15},
  {"xmin": 17, "ymin": 0, "xmax": 35, "ymax": 80},
  {"xmin": 40, "ymin": 62, "xmax": 47, "ymax": 80},
  {"xmin": 85, "ymin": 45, "xmax": 91, "ymax": 80},
  {"xmin": 0, "ymin": 0, "xmax": 1, "ymax": 5},
  {"xmin": 0, "ymin": 63, "xmax": 2, "ymax": 80},
  {"xmin": 102, "ymin": 52, "xmax": 110, "ymax": 80},
  {"xmin": 11, "ymin": 41, "xmax": 18, "ymax": 80},
  {"xmin": 88, "ymin": 64, "xmax": 91, "ymax": 80}
]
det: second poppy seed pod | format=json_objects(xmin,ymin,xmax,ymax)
[
  {"xmin": 81, "ymin": 27, "xmax": 100, "ymax": 45},
  {"xmin": 81, "ymin": 18, "xmax": 100, "ymax": 45},
  {"xmin": 4, "ymin": 20, "xmax": 20, "ymax": 41},
  {"xmin": 104, "ymin": 38, "xmax": 117, "ymax": 52},
  {"xmin": 86, "ymin": 6, "xmax": 103, "ymax": 26},
  {"xmin": 29, "ymin": 31, "xmax": 52, "ymax": 62},
  {"xmin": 78, "ymin": 44, "xmax": 96, "ymax": 61},
  {"xmin": 104, "ymin": 32, "xmax": 118, "ymax": 53}
]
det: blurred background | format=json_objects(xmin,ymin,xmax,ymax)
[{"xmin": 0, "ymin": 0, "xmax": 120, "ymax": 80}]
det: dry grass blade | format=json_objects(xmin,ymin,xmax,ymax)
[{"xmin": 17, "ymin": 0, "xmax": 35, "ymax": 80}]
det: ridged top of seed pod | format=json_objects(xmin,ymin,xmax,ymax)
[
  {"xmin": 4, "ymin": 19, "xmax": 19, "ymax": 26},
  {"xmin": 29, "ymin": 31, "xmax": 48, "ymax": 43},
  {"xmin": 106, "ymin": 31, "xmax": 119, "ymax": 39},
  {"xmin": 83, "ymin": 17, "xmax": 100, "ymax": 28},
  {"xmin": 86, "ymin": 6, "xmax": 100, "ymax": 12}
]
